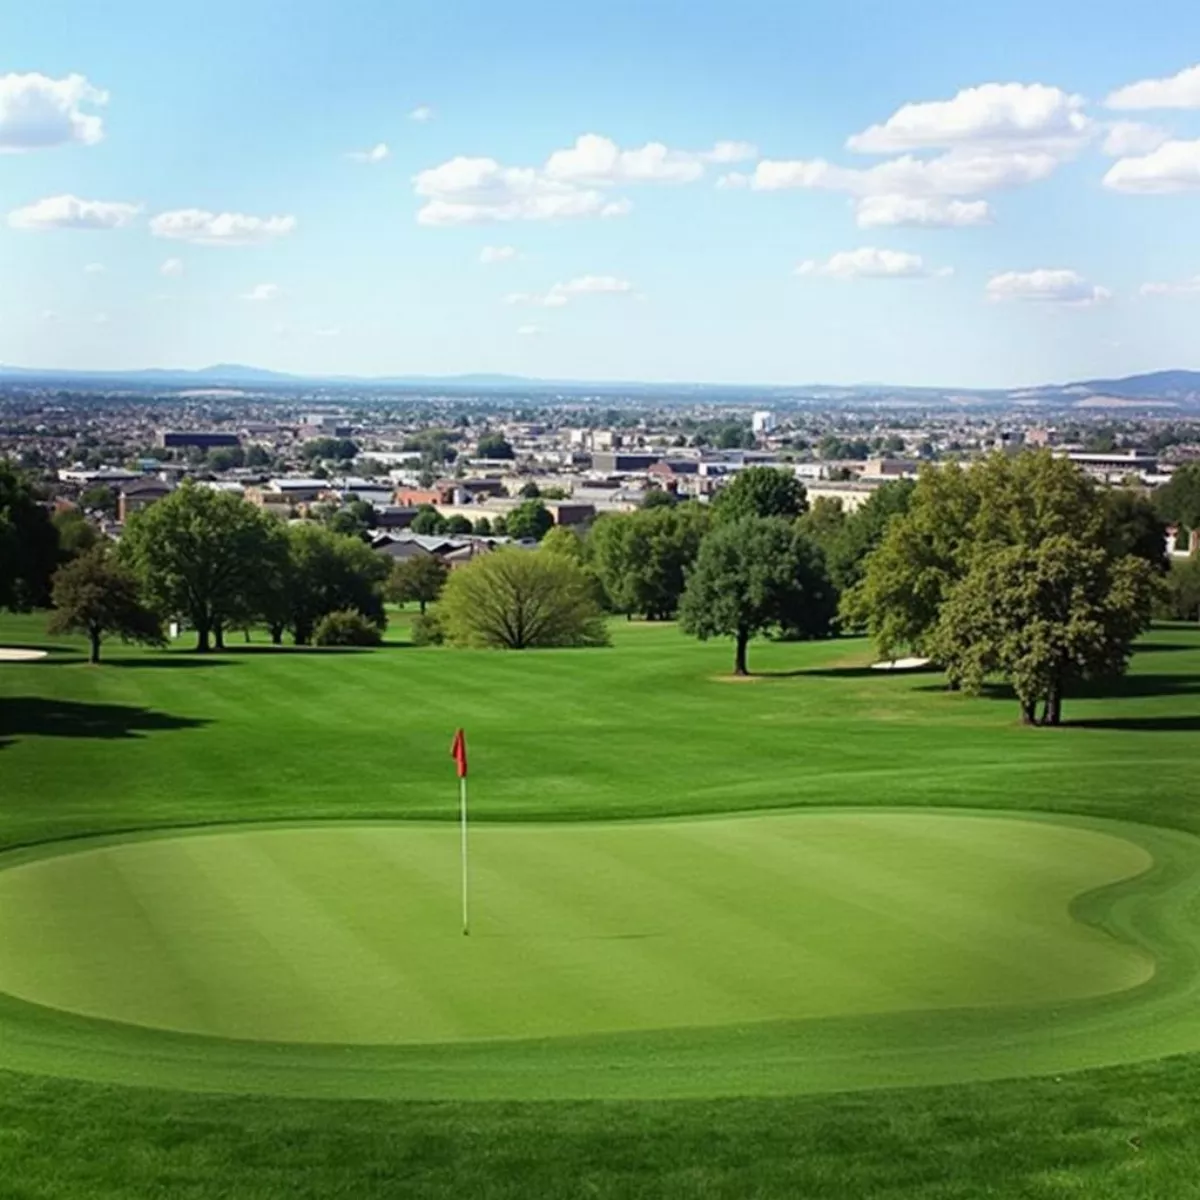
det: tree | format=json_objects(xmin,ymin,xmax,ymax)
[
  {"xmin": 1103, "ymin": 488, "xmax": 1168, "ymax": 573},
  {"xmin": 931, "ymin": 536, "xmax": 1158, "ymax": 725},
  {"xmin": 540, "ymin": 524, "xmax": 585, "ymax": 561},
  {"xmin": 713, "ymin": 467, "xmax": 808, "ymax": 523},
  {"xmin": 519, "ymin": 481, "xmax": 541, "ymax": 498},
  {"xmin": 285, "ymin": 524, "xmax": 389, "ymax": 644},
  {"xmin": 301, "ymin": 437, "xmax": 358, "ymax": 461},
  {"xmin": 641, "ymin": 488, "xmax": 675, "ymax": 509},
  {"xmin": 587, "ymin": 504, "xmax": 709, "ymax": 619},
  {"xmin": 410, "ymin": 505, "xmax": 447, "ymax": 535},
  {"xmin": 119, "ymin": 482, "xmax": 280, "ymax": 651},
  {"xmin": 1, "ymin": 462, "xmax": 62, "ymax": 610},
  {"xmin": 476, "ymin": 433, "xmax": 514, "ymax": 460},
  {"xmin": 52, "ymin": 508, "xmax": 100, "ymax": 560},
  {"xmin": 1154, "ymin": 463, "xmax": 1200, "ymax": 534},
  {"xmin": 440, "ymin": 549, "xmax": 608, "ymax": 649},
  {"xmin": 79, "ymin": 483, "xmax": 118, "ymax": 517},
  {"xmin": 472, "ymin": 517, "xmax": 493, "ymax": 536},
  {"xmin": 388, "ymin": 554, "xmax": 449, "ymax": 614},
  {"xmin": 313, "ymin": 610, "xmax": 383, "ymax": 647},
  {"xmin": 47, "ymin": 546, "xmax": 165, "ymax": 664},
  {"xmin": 505, "ymin": 499, "xmax": 554, "ymax": 542},
  {"xmin": 1164, "ymin": 555, "xmax": 1200, "ymax": 621},
  {"xmin": 445, "ymin": 514, "xmax": 473, "ymax": 535},
  {"xmin": 819, "ymin": 479, "xmax": 914, "ymax": 594},
  {"xmin": 679, "ymin": 517, "xmax": 835, "ymax": 675}
]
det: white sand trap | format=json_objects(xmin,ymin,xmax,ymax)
[
  {"xmin": 0, "ymin": 648, "xmax": 49, "ymax": 662},
  {"xmin": 871, "ymin": 656, "xmax": 932, "ymax": 671}
]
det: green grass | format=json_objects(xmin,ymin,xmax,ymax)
[{"xmin": 3, "ymin": 612, "xmax": 1200, "ymax": 1194}]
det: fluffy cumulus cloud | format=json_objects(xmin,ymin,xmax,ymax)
[
  {"xmin": 1103, "ymin": 139, "xmax": 1200, "ymax": 193},
  {"xmin": 1107, "ymin": 64, "xmax": 1200, "ymax": 110},
  {"xmin": 414, "ymin": 134, "xmax": 752, "ymax": 225},
  {"xmin": 985, "ymin": 269, "xmax": 1111, "ymax": 306},
  {"xmin": 516, "ymin": 323, "xmax": 542, "ymax": 336},
  {"xmin": 347, "ymin": 142, "xmax": 389, "ymax": 163},
  {"xmin": 479, "ymin": 244, "xmax": 518, "ymax": 264},
  {"xmin": 8, "ymin": 194, "xmax": 141, "ymax": 231},
  {"xmin": 150, "ymin": 209, "xmax": 297, "ymax": 245},
  {"xmin": 1102, "ymin": 121, "xmax": 1170, "ymax": 157},
  {"xmin": 854, "ymin": 194, "xmax": 992, "ymax": 228},
  {"xmin": 0, "ymin": 72, "xmax": 107, "ymax": 152},
  {"xmin": 159, "ymin": 257, "xmax": 185, "ymax": 277},
  {"xmin": 83, "ymin": 261, "xmax": 106, "ymax": 274},
  {"xmin": 795, "ymin": 247, "xmax": 944, "ymax": 280},
  {"xmin": 241, "ymin": 282, "xmax": 280, "ymax": 302},
  {"xmin": 1139, "ymin": 275, "xmax": 1200, "ymax": 297},
  {"xmin": 846, "ymin": 83, "xmax": 1091, "ymax": 154},
  {"xmin": 409, "ymin": 105, "xmax": 434, "ymax": 122},
  {"xmin": 505, "ymin": 274, "xmax": 634, "ymax": 306}
]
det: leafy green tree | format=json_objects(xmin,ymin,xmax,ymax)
[
  {"xmin": 679, "ymin": 517, "xmax": 834, "ymax": 675},
  {"xmin": 472, "ymin": 517, "xmax": 493, "ymax": 536},
  {"xmin": 931, "ymin": 536, "xmax": 1158, "ymax": 726},
  {"xmin": 1164, "ymin": 555, "xmax": 1200, "ymax": 622},
  {"xmin": 440, "ymin": 549, "xmax": 608, "ymax": 649},
  {"xmin": 1154, "ymin": 463, "xmax": 1200, "ymax": 534},
  {"xmin": 821, "ymin": 480, "xmax": 914, "ymax": 594},
  {"xmin": 588, "ymin": 504, "xmax": 709, "ymax": 619},
  {"xmin": 540, "ymin": 524, "xmax": 585, "ymax": 561},
  {"xmin": 410, "ymin": 505, "xmax": 447, "ymax": 535},
  {"xmin": 79, "ymin": 483, "xmax": 118, "ymax": 517},
  {"xmin": 445, "ymin": 514, "xmax": 473, "ymax": 535},
  {"xmin": 285, "ymin": 524, "xmax": 389, "ymax": 644},
  {"xmin": 388, "ymin": 554, "xmax": 449, "ymax": 614},
  {"xmin": 0, "ymin": 464, "xmax": 61, "ymax": 611},
  {"xmin": 47, "ymin": 546, "xmax": 165, "ymax": 664},
  {"xmin": 301, "ymin": 437, "xmax": 358, "ymax": 461},
  {"xmin": 119, "ymin": 482, "xmax": 280, "ymax": 651},
  {"xmin": 313, "ymin": 610, "xmax": 383, "ymax": 647},
  {"xmin": 641, "ymin": 487, "xmax": 675, "ymax": 509},
  {"xmin": 1103, "ymin": 488, "xmax": 1168, "ymax": 572},
  {"xmin": 713, "ymin": 467, "xmax": 808, "ymax": 523},
  {"xmin": 518, "ymin": 481, "xmax": 541, "ymax": 498},
  {"xmin": 476, "ymin": 433, "xmax": 514, "ymax": 460},
  {"xmin": 52, "ymin": 508, "xmax": 100, "ymax": 560},
  {"xmin": 320, "ymin": 500, "xmax": 375, "ymax": 540},
  {"xmin": 505, "ymin": 499, "xmax": 554, "ymax": 542}
]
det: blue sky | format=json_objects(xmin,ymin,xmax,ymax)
[{"xmin": 5, "ymin": 0, "xmax": 1200, "ymax": 386}]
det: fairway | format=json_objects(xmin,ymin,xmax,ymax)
[{"xmin": 0, "ymin": 814, "xmax": 1154, "ymax": 1045}]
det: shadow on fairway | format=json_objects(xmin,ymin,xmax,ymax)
[
  {"xmin": 105, "ymin": 657, "xmax": 238, "ymax": 669},
  {"xmin": 219, "ymin": 645, "xmax": 377, "ymax": 656},
  {"xmin": 1066, "ymin": 715, "xmax": 1200, "ymax": 732},
  {"xmin": 0, "ymin": 697, "xmax": 208, "ymax": 752},
  {"xmin": 913, "ymin": 674, "xmax": 1200, "ymax": 701},
  {"xmin": 785, "ymin": 664, "xmax": 937, "ymax": 680}
]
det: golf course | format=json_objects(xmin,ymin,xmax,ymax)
[{"xmin": 3, "ymin": 610, "xmax": 1200, "ymax": 1195}]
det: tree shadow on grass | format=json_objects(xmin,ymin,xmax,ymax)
[
  {"xmin": 0, "ymin": 697, "xmax": 208, "ymax": 753},
  {"xmin": 219, "ymin": 645, "xmax": 378, "ymax": 656},
  {"xmin": 912, "ymin": 675, "xmax": 1200, "ymax": 701},
  {"xmin": 1066, "ymin": 715, "xmax": 1200, "ymax": 732},
  {"xmin": 105, "ymin": 657, "xmax": 237, "ymax": 669},
  {"xmin": 1135, "ymin": 643, "xmax": 1200, "ymax": 655},
  {"xmin": 785, "ymin": 664, "xmax": 939, "ymax": 680}
]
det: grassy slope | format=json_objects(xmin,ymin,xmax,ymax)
[{"xmin": 2, "ymin": 611, "xmax": 1200, "ymax": 1195}]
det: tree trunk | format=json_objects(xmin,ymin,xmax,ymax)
[
  {"xmin": 269, "ymin": 623, "xmax": 284, "ymax": 646},
  {"xmin": 195, "ymin": 621, "xmax": 211, "ymax": 653},
  {"xmin": 419, "ymin": 598, "xmax": 427, "ymax": 615},
  {"xmin": 734, "ymin": 627, "xmax": 749, "ymax": 676},
  {"xmin": 1046, "ymin": 685, "xmax": 1062, "ymax": 727},
  {"xmin": 88, "ymin": 627, "xmax": 102, "ymax": 665},
  {"xmin": 213, "ymin": 622, "xmax": 226, "ymax": 651},
  {"xmin": 1020, "ymin": 699, "xmax": 1037, "ymax": 725}
]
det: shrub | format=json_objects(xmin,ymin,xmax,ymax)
[
  {"xmin": 411, "ymin": 609, "xmax": 446, "ymax": 646},
  {"xmin": 313, "ymin": 609, "xmax": 383, "ymax": 647}
]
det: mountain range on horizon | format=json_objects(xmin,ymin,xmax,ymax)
[{"xmin": 3, "ymin": 361, "xmax": 1200, "ymax": 407}]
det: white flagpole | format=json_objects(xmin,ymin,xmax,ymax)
[{"xmin": 460, "ymin": 774, "xmax": 470, "ymax": 936}]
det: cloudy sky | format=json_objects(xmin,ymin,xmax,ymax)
[{"xmin": 5, "ymin": 0, "xmax": 1200, "ymax": 386}]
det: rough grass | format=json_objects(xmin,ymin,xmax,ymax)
[{"xmin": 2, "ymin": 611, "xmax": 1200, "ymax": 1196}]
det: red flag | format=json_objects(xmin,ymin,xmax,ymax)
[{"xmin": 451, "ymin": 728, "xmax": 468, "ymax": 779}]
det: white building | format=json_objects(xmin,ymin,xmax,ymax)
[{"xmin": 751, "ymin": 411, "xmax": 777, "ymax": 435}]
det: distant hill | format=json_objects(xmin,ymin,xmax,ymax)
[{"xmin": 1063, "ymin": 370, "xmax": 1200, "ymax": 399}]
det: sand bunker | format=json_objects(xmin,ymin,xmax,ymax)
[{"xmin": 0, "ymin": 649, "xmax": 49, "ymax": 662}]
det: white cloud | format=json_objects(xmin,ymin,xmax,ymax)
[
  {"xmin": 506, "ymin": 274, "xmax": 634, "ymax": 306},
  {"xmin": 414, "ymin": 134, "xmax": 749, "ymax": 224},
  {"xmin": 83, "ymin": 262, "xmax": 106, "ymax": 274},
  {"xmin": 347, "ymin": 142, "xmax": 389, "ymax": 163},
  {"xmin": 409, "ymin": 105, "xmax": 434, "ymax": 122},
  {"xmin": 1107, "ymin": 64, "xmax": 1200, "ymax": 110},
  {"xmin": 847, "ymin": 83, "xmax": 1091, "ymax": 155},
  {"xmin": 985, "ymin": 269, "xmax": 1111, "ymax": 306},
  {"xmin": 1102, "ymin": 121, "xmax": 1170, "ymax": 157},
  {"xmin": 150, "ymin": 209, "xmax": 297, "ymax": 245},
  {"xmin": 480, "ymin": 244, "xmax": 518, "ymax": 264},
  {"xmin": 795, "ymin": 247, "xmax": 944, "ymax": 280},
  {"xmin": 1103, "ymin": 139, "xmax": 1200, "ymax": 193},
  {"xmin": 748, "ymin": 149, "xmax": 1058, "ymax": 197},
  {"xmin": 8, "ymin": 194, "xmax": 141, "ymax": 230},
  {"xmin": 315, "ymin": 326, "xmax": 341, "ymax": 337},
  {"xmin": 854, "ymin": 194, "xmax": 992, "ymax": 228},
  {"xmin": 1139, "ymin": 275, "xmax": 1200, "ymax": 297},
  {"xmin": 241, "ymin": 282, "xmax": 281, "ymax": 302},
  {"xmin": 517, "ymin": 323, "xmax": 542, "ymax": 336},
  {"xmin": 0, "ymin": 72, "xmax": 107, "ymax": 152},
  {"xmin": 159, "ymin": 257, "xmax": 185, "ymax": 277},
  {"xmin": 93, "ymin": 312, "xmax": 109, "ymax": 325}
]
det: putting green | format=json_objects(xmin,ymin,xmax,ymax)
[{"xmin": 0, "ymin": 812, "xmax": 1154, "ymax": 1046}]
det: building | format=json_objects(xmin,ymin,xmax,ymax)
[
  {"xmin": 751, "ymin": 411, "xmax": 777, "ymax": 435},
  {"xmin": 590, "ymin": 451, "xmax": 662, "ymax": 474},
  {"xmin": 118, "ymin": 479, "xmax": 174, "ymax": 522},
  {"xmin": 158, "ymin": 431, "xmax": 240, "ymax": 450}
]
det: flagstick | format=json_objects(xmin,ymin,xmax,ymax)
[{"xmin": 459, "ymin": 774, "xmax": 470, "ymax": 936}]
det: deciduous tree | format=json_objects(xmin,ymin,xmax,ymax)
[
  {"xmin": 388, "ymin": 554, "xmax": 449, "ymax": 614},
  {"xmin": 712, "ymin": 467, "xmax": 808, "ymax": 523},
  {"xmin": 0, "ymin": 463, "xmax": 59, "ymax": 610}
]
